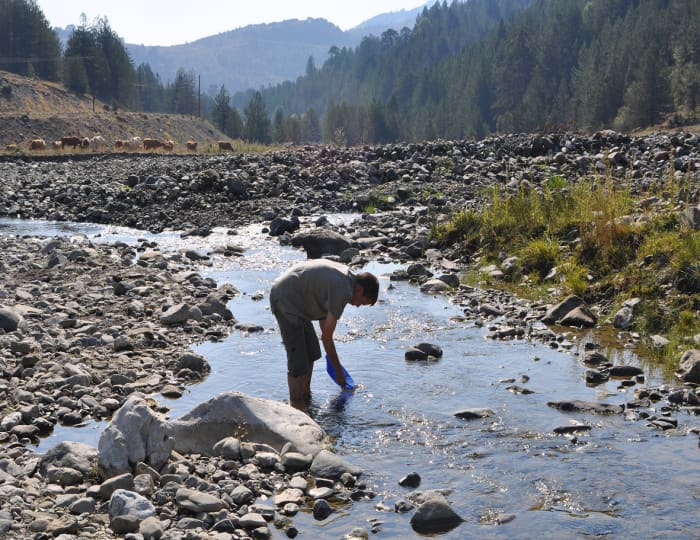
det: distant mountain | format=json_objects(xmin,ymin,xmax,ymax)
[{"xmin": 118, "ymin": 4, "xmax": 432, "ymax": 96}]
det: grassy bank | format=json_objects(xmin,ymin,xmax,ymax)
[{"xmin": 430, "ymin": 170, "xmax": 700, "ymax": 366}]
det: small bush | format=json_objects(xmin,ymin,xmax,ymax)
[
  {"xmin": 519, "ymin": 238, "xmax": 559, "ymax": 281},
  {"xmin": 1, "ymin": 85, "xmax": 11, "ymax": 99}
]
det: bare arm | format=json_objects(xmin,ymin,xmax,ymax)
[{"xmin": 319, "ymin": 313, "xmax": 346, "ymax": 388}]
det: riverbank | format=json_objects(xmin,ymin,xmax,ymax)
[{"xmin": 1, "ymin": 131, "xmax": 700, "ymax": 538}]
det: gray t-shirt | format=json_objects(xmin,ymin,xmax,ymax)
[{"xmin": 270, "ymin": 259, "xmax": 356, "ymax": 321}]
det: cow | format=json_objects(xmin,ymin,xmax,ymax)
[
  {"xmin": 218, "ymin": 140, "xmax": 234, "ymax": 151},
  {"xmin": 114, "ymin": 139, "xmax": 127, "ymax": 149},
  {"xmin": 5, "ymin": 144, "xmax": 17, "ymax": 152},
  {"xmin": 61, "ymin": 135, "xmax": 82, "ymax": 149},
  {"xmin": 163, "ymin": 139, "xmax": 174, "ymax": 151},
  {"xmin": 125, "ymin": 137, "xmax": 141, "ymax": 150},
  {"xmin": 186, "ymin": 140, "xmax": 197, "ymax": 152},
  {"xmin": 143, "ymin": 138, "xmax": 164, "ymax": 150},
  {"xmin": 81, "ymin": 137, "xmax": 90, "ymax": 149},
  {"xmin": 90, "ymin": 135, "xmax": 106, "ymax": 151},
  {"xmin": 52, "ymin": 140, "xmax": 62, "ymax": 149},
  {"xmin": 30, "ymin": 139, "xmax": 46, "ymax": 150}
]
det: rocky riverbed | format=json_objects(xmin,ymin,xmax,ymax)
[{"xmin": 1, "ymin": 131, "xmax": 700, "ymax": 539}]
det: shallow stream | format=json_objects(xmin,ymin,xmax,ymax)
[{"xmin": 2, "ymin": 216, "xmax": 699, "ymax": 539}]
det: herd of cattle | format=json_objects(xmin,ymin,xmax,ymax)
[{"xmin": 3, "ymin": 136, "xmax": 237, "ymax": 153}]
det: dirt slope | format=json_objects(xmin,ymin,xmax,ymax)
[{"xmin": 0, "ymin": 70, "xmax": 226, "ymax": 149}]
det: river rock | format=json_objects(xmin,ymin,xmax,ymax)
[
  {"xmin": 309, "ymin": 449, "xmax": 361, "ymax": 479},
  {"xmin": 39, "ymin": 441, "xmax": 98, "ymax": 477},
  {"xmin": 454, "ymin": 408, "xmax": 495, "ymax": 420},
  {"xmin": 168, "ymin": 391, "xmax": 326, "ymax": 456},
  {"xmin": 98, "ymin": 394, "xmax": 174, "ymax": 478},
  {"xmin": 676, "ymin": 349, "xmax": 700, "ymax": 384},
  {"xmin": 541, "ymin": 295, "xmax": 585, "ymax": 325},
  {"xmin": 109, "ymin": 488, "xmax": 156, "ymax": 520},
  {"xmin": 0, "ymin": 306, "xmax": 24, "ymax": 331},
  {"xmin": 290, "ymin": 228, "xmax": 352, "ymax": 259},
  {"xmin": 547, "ymin": 400, "xmax": 624, "ymax": 414},
  {"xmin": 409, "ymin": 491, "xmax": 464, "ymax": 534}
]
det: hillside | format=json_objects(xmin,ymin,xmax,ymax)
[{"xmin": 0, "ymin": 71, "xmax": 226, "ymax": 149}]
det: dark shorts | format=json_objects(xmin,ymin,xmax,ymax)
[{"xmin": 271, "ymin": 304, "xmax": 321, "ymax": 377}]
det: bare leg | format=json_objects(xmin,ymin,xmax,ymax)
[{"xmin": 288, "ymin": 371, "xmax": 312, "ymax": 410}]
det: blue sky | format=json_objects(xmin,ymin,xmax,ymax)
[{"xmin": 36, "ymin": 0, "xmax": 427, "ymax": 46}]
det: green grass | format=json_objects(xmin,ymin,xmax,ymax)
[{"xmin": 430, "ymin": 172, "xmax": 699, "ymax": 366}]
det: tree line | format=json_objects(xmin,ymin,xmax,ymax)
[
  {"xmin": 3, "ymin": 0, "xmax": 700, "ymax": 145},
  {"xmin": 250, "ymin": 0, "xmax": 700, "ymax": 143}
]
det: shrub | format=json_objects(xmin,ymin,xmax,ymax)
[{"xmin": 519, "ymin": 238, "xmax": 559, "ymax": 281}]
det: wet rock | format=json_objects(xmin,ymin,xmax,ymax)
[
  {"xmin": 453, "ymin": 408, "xmax": 495, "ymax": 420},
  {"xmin": 409, "ymin": 492, "xmax": 464, "ymax": 534},
  {"xmin": 309, "ymin": 449, "xmax": 361, "ymax": 480},
  {"xmin": 290, "ymin": 228, "xmax": 352, "ymax": 259},
  {"xmin": 312, "ymin": 499, "xmax": 333, "ymax": 520},
  {"xmin": 547, "ymin": 400, "xmax": 624, "ymax": 414},
  {"xmin": 399, "ymin": 472, "xmax": 421, "ymax": 488}
]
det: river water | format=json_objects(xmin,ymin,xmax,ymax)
[{"xmin": 2, "ymin": 216, "xmax": 699, "ymax": 539}]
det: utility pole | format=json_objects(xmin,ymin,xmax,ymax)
[{"xmin": 198, "ymin": 75, "xmax": 201, "ymax": 118}]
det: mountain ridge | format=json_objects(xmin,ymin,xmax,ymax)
[{"xmin": 53, "ymin": 4, "xmax": 430, "ymax": 95}]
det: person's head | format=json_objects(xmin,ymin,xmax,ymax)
[{"xmin": 351, "ymin": 272, "xmax": 379, "ymax": 306}]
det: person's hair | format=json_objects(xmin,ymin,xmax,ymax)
[{"xmin": 356, "ymin": 272, "xmax": 379, "ymax": 305}]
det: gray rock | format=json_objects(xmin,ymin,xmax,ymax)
[
  {"xmin": 676, "ymin": 349, "xmax": 700, "ymax": 384},
  {"xmin": 547, "ymin": 400, "xmax": 624, "ymax": 414},
  {"xmin": 175, "ymin": 487, "xmax": 227, "ymax": 513},
  {"xmin": 98, "ymin": 395, "xmax": 174, "ymax": 478},
  {"xmin": 541, "ymin": 295, "xmax": 585, "ymax": 324},
  {"xmin": 312, "ymin": 499, "xmax": 333, "ymax": 520},
  {"xmin": 109, "ymin": 489, "xmax": 156, "ymax": 520},
  {"xmin": 409, "ymin": 492, "xmax": 464, "ymax": 534},
  {"xmin": 0, "ymin": 307, "xmax": 25, "ymax": 331},
  {"xmin": 613, "ymin": 305, "xmax": 634, "ymax": 329},
  {"xmin": 39, "ymin": 441, "xmax": 98, "ymax": 477},
  {"xmin": 159, "ymin": 303, "xmax": 191, "ymax": 325},
  {"xmin": 309, "ymin": 449, "xmax": 360, "ymax": 480},
  {"xmin": 290, "ymin": 228, "xmax": 352, "ymax": 259},
  {"xmin": 168, "ymin": 391, "xmax": 326, "ymax": 456},
  {"xmin": 213, "ymin": 436, "xmax": 241, "ymax": 460}
]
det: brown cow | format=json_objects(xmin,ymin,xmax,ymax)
[
  {"xmin": 186, "ymin": 140, "xmax": 197, "ymax": 152},
  {"xmin": 218, "ymin": 140, "xmax": 234, "ymax": 151},
  {"xmin": 81, "ymin": 137, "xmax": 90, "ymax": 149},
  {"xmin": 5, "ymin": 144, "xmax": 17, "ymax": 152},
  {"xmin": 114, "ymin": 139, "xmax": 126, "ymax": 148},
  {"xmin": 143, "ymin": 138, "xmax": 164, "ymax": 150},
  {"xmin": 163, "ymin": 139, "xmax": 174, "ymax": 151},
  {"xmin": 30, "ymin": 139, "xmax": 46, "ymax": 150},
  {"xmin": 61, "ymin": 136, "xmax": 82, "ymax": 149}
]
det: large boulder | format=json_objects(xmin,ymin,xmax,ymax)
[
  {"xmin": 168, "ymin": 391, "xmax": 327, "ymax": 456},
  {"xmin": 98, "ymin": 395, "xmax": 174, "ymax": 478},
  {"xmin": 290, "ymin": 229, "xmax": 352, "ymax": 259}
]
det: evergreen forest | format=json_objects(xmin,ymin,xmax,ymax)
[{"xmin": 2, "ymin": 0, "xmax": 700, "ymax": 145}]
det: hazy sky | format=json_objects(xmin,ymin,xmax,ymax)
[{"xmin": 36, "ymin": 0, "xmax": 428, "ymax": 46}]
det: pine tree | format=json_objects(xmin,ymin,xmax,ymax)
[{"xmin": 243, "ymin": 91, "xmax": 271, "ymax": 143}]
